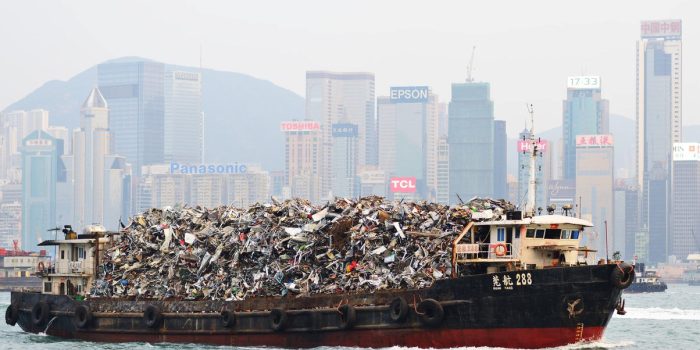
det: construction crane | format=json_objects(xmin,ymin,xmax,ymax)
[{"xmin": 466, "ymin": 46, "xmax": 476, "ymax": 82}]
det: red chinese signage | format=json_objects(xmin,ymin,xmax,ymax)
[
  {"xmin": 280, "ymin": 121, "xmax": 321, "ymax": 132},
  {"xmin": 641, "ymin": 20, "xmax": 681, "ymax": 39},
  {"xmin": 390, "ymin": 177, "xmax": 417, "ymax": 193},
  {"xmin": 575, "ymin": 134, "xmax": 614, "ymax": 147}
]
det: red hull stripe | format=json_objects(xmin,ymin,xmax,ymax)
[{"xmin": 68, "ymin": 326, "xmax": 605, "ymax": 349}]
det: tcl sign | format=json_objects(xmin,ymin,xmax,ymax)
[{"xmin": 390, "ymin": 177, "xmax": 417, "ymax": 193}]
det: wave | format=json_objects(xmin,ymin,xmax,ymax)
[{"xmin": 618, "ymin": 307, "xmax": 700, "ymax": 320}]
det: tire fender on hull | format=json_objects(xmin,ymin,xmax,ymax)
[
  {"xmin": 73, "ymin": 304, "xmax": 93, "ymax": 329},
  {"xmin": 389, "ymin": 297, "xmax": 409, "ymax": 323},
  {"xmin": 143, "ymin": 305, "xmax": 163, "ymax": 329},
  {"xmin": 610, "ymin": 263, "xmax": 635, "ymax": 289},
  {"xmin": 31, "ymin": 301, "xmax": 50, "ymax": 327},
  {"xmin": 270, "ymin": 308, "xmax": 287, "ymax": 331},
  {"xmin": 220, "ymin": 310, "xmax": 236, "ymax": 328},
  {"xmin": 5, "ymin": 303, "xmax": 19, "ymax": 326},
  {"xmin": 338, "ymin": 304, "xmax": 356, "ymax": 329},
  {"xmin": 417, "ymin": 299, "xmax": 444, "ymax": 327}
]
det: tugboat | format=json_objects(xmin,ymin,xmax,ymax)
[
  {"xmin": 5, "ymin": 110, "xmax": 634, "ymax": 349},
  {"xmin": 625, "ymin": 263, "xmax": 667, "ymax": 293}
]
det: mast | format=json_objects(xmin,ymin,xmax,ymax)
[{"xmin": 525, "ymin": 104, "xmax": 538, "ymax": 217}]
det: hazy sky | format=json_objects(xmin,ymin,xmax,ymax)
[{"xmin": 1, "ymin": 0, "xmax": 698, "ymax": 136}]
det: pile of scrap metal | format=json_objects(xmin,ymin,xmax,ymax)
[{"xmin": 92, "ymin": 196, "xmax": 515, "ymax": 300}]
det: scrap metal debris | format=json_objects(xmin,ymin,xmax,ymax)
[{"xmin": 92, "ymin": 196, "xmax": 514, "ymax": 300}]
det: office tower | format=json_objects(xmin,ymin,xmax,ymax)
[
  {"xmin": 493, "ymin": 120, "xmax": 507, "ymax": 199},
  {"xmin": 47, "ymin": 126, "xmax": 71, "ymax": 156},
  {"xmin": 21, "ymin": 130, "xmax": 58, "ymax": 251},
  {"xmin": 225, "ymin": 166, "xmax": 270, "ymax": 207},
  {"xmin": 330, "ymin": 123, "xmax": 359, "ymax": 198},
  {"xmin": 438, "ymin": 102, "xmax": 448, "ymax": 138},
  {"xmin": 0, "ymin": 202, "xmax": 21, "ymax": 249},
  {"xmin": 622, "ymin": 186, "xmax": 640, "ymax": 261},
  {"xmin": 357, "ymin": 167, "xmax": 387, "ymax": 198},
  {"xmin": 73, "ymin": 88, "xmax": 131, "ymax": 230},
  {"xmin": 636, "ymin": 20, "xmax": 682, "ymax": 264},
  {"xmin": 377, "ymin": 86, "xmax": 438, "ymax": 200},
  {"xmin": 189, "ymin": 175, "xmax": 225, "ymax": 208},
  {"xmin": 306, "ymin": 71, "xmax": 375, "ymax": 199},
  {"xmin": 516, "ymin": 129, "xmax": 550, "ymax": 211},
  {"xmin": 1, "ymin": 110, "xmax": 49, "ymax": 180},
  {"xmin": 671, "ymin": 143, "xmax": 700, "ymax": 260},
  {"xmin": 98, "ymin": 59, "xmax": 165, "ymax": 175},
  {"xmin": 562, "ymin": 76, "xmax": 609, "ymax": 180},
  {"xmin": 448, "ymin": 82, "xmax": 494, "ymax": 204},
  {"xmin": 139, "ymin": 164, "xmax": 187, "ymax": 209},
  {"xmin": 281, "ymin": 121, "xmax": 322, "ymax": 202},
  {"xmin": 436, "ymin": 137, "xmax": 450, "ymax": 204},
  {"xmin": 164, "ymin": 70, "xmax": 203, "ymax": 164},
  {"xmin": 575, "ymin": 134, "xmax": 614, "ymax": 255},
  {"xmin": 270, "ymin": 171, "xmax": 285, "ymax": 198}
]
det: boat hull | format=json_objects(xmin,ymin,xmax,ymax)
[{"xmin": 9, "ymin": 264, "xmax": 625, "ymax": 349}]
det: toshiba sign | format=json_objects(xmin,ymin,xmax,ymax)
[
  {"xmin": 280, "ymin": 121, "xmax": 321, "ymax": 132},
  {"xmin": 390, "ymin": 177, "xmax": 417, "ymax": 193}
]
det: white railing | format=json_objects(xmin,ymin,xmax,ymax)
[{"xmin": 455, "ymin": 242, "xmax": 514, "ymax": 261}]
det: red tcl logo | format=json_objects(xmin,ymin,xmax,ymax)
[{"xmin": 390, "ymin": 177, "xmax": 417, "ymax": 193}]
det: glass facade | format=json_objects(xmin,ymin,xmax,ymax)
[
  {"xmin": 21, "ymin": 130, "xmax": 58, "ymax": 251},
  {"xmin": 164, "ymin": 70, "xmax": 202, "ymax": 164},
  {"xmin": 562, "ymin": 88, "xmax": 609, "ymax": 180},
  {"xmin": 448, "ymin": 83, "xmax": 494, "ymax": 204}
]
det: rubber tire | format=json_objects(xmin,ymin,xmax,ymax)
[
  {"xmin": 143, "ymin": 305, "xmax": 163, "ymax": 329},
  {"xmin": 221, "ymin": 310, "xmax": 236, "ymax": 328},
  {"xmin": 389, "ymin": 297, "xmax": 409, "ymax": 323},
  {"xmin": 270, "ymin": 308, "xmax": 287, "ymax": 331},
  {"xmin": 5, "ymin": 304, "xmax": 19, "ymax": 326},
  {"xmin": 338, "ymin": 304, "xmax": 356, "ymax": 329},
  {"xmin": 31, "ymin": 301, "xmax": 50, "ymax": 327},
  {"xmin": 73, "ymin": 304, "xmax": 93, "ymax": 329},
  {"xmin": 610, "ymin": 263, "xmax": 635, "ymax": 289},
  {"xmin": 417, "ymin": 299, "xmax": 444, "ymax": 327}
]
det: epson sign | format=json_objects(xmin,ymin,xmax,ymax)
[{"xmin": 390, "ymin": 86, "xmax": 429, "ymax": 103}]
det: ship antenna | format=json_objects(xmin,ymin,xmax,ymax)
[{"xmin": 524, "ymin": 104, "xmax": 538, "ymax": 217}]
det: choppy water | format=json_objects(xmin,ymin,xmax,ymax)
[{"xmin": 2, "ymin": 284, "xmax": 699, "ymax": 350}]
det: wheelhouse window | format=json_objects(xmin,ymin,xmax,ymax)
[
  {"xmin": 535, "ymin": 229, "xmax": 545, "ymax": 239},
  {"xmin": 571, "ymin": 230, "xmax": 580, "ymax": 239},
  {"xmin": 544, "ymin": 229, "xmax": 561, "ymax": 239},
  {"xmin": 561, "ymin": 230, "xmax": 571, "ymax": 239},
  {"xmin": 526, "ymin": 229, "xmax": 536, "ymax": 238},
  {"xmin": 497, "ymin": 227, "xmax": 506, "ymax": 241}
]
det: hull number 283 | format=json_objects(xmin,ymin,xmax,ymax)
[{"xmin": 493, "ymin": 273, "xmax": 532, "ymax": 291}]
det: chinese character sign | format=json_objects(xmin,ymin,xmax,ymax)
[
  {"xmin": 641, "ymin": 20, "xmax": 681, "ymax": 39},
  {"xmin": 575, "ymin": 134, "xmax": 614, "ymax": 147}
]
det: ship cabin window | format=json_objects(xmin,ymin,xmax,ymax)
[
  {"xmin": 60, "ymin": 250, "xmax": 65, "ymax": 260},
  {"xmin": 571, "ymin": 230, "xmax": 580, "ymax": 239},
  {"xmin": 43, "ymin": 282, "xmax": 52, "ymax": 293},
  {"xmin": 544, "ymin": 229, "xmax": 561, "ymax": 239},
  {"xmin": 535, "ymin": 229, "xmax": 545, "ymax": 239},
  {"xmin": 496, "ymin": 228, "xmax": 506, "ymax": 242},
  {"xmin": 526, "ymin": 229, "xmax": 536, "ymax": 238},
  {"xmin": 515, "ymin": 227, "xmax": 520, "ymax": 239}
]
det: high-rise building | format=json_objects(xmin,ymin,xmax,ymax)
[
  {"xmin": 620, "ymin": 185, "xmax": 640, "ymax": 261},
  {"xmin": 357, "ymin": 167, "xmax": 387, "ymax": 198},
  {"xmin": 516, "ymin": 130, "xmax": 550, "ymax": 211},
  {"xmin": 377, "ymin": 86, "xmax": 438, "ymax": 200},
  {"xmin": 671, "ymin": 143, "xmax": 700, "ymax": 260},
  {"xmin": 225, "ymin": 166, "xmax": 270, "ymax": 207},
  {"xmin": 164, "ymin": 70, "xmax": 203, "ymax": 164},
  {"xmin": 448, "ymin": 82, "xmax": 494, "ymax": 204},
  {"xmin": 21, "ymin": 130, "xmax": 59, "ymax": 251},
  {"xmin": 0, "ymin": 202, "xmax": 21, "ymax": 249},
  {"xmin": 493, "ymin": 120, "xmax": 507, "ymax": 199},
  {"xmin": 575, "ymin": 134, "xmax": 615, "ymax": 255},
  {"xmin": 1, "ymin": 109, "xmax": 49, "ymax": 181},
  {"xmin": 436, "ymin": 137, "xmax": 450, "ymax": 204},
  {"xmin": 281, "ymin": 121, "xmax": 322, "ymax": 202},
  {"xmin": 47, "ymin": 126, "xmax": 71, "ymax": 156},
  {"xmin": 636, "ymin": 20, "xmax": 682, "ymax": 264},
  {"xmin": 98, "ymin": 59, "xmax": 165, "ymax": 175},
  {"xmin": 139, "ymin": 164, "xmax": 187, "ymax": 209},
  {"xmin": 189, "ymin": 175, "xmax": 225, "ymax": 208},
  {"xmin": 72, "ymin": 88, "xmax": 131, "ymax": 231},
  {"xmin": 330, "ymin": 123, "xmax": 359, "ymax": 198},
  {"xmin": 306, "ymin": 71, "xmax": 375, "ymax": 199},
  {"xmin": 562, "ymin": 76, "xmax": 609, "ymax": 180}
]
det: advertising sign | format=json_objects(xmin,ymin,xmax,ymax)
[
  {"xmin": 331, "ymin": 123, "xmax": 359, "ymax": 137},
  {"xmin": 390, "ymin": 177, "xmax": 417, "ymax": 193},
  {"xmin": 673, "ymin": 143, "xmax": 700, "ymax": 161},
  {"xmin": 575, "ymin": 134, "xmax": 614, "ymax": 147},
  {"xmin": 517, "ymin": 139, "xmax": 548, "ymax": 153},
  {"xmin": 567, "ymin": 76, "xmax": 601, "ymax": 90},
  {"xmin": 25, "ymin": 139, "xmax": 52, "ymax": 147},
  {"xmin": 280, "ymin": 121, "xmax": 320, "ymax": 132},
  {"xmin": 641, "ymin": 20, "xmax": 682, "ymax": 39},
  {"xmin": 170, "ymin": 162, "xmax": 248, "ymax": 175},
  {"xmin": 548, "ymin": 180, "xmax": 576, "ymax": 203},
  {"xmin": 390, "ymin": 86, "xmax": 429, "ymax": 103}
]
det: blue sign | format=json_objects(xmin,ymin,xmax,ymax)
[
  {"xmin": 332, "ymin": 123, "xmax": 359, "ymax": 137},
  {"xmin": 170, "ymin": 162, "xmax": 248, "ymax": 175},
  {"xmin": 390, "ymin": 86, "xmax": 429, "ymax": 103}
]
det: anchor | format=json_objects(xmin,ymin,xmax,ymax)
[{"xmin": 616, "ymin": 298, "xmax": 626, "ymax": 315}]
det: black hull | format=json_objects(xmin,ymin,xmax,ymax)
[{"xmin": 8, "ymin": 264, "xmax": 625, "ymax": 349}]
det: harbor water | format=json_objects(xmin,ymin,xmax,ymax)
[{"xmin": 2, "ymin": 284, "xmax": 699, "ymax": 350}]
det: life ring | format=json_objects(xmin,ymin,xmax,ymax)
[
  {"xmin": 338, "ymin": 304, "xmax": 356, "ymax": 329},
  {"xmin": 37, "ymin": 262, "xmax": 45, "ymax": 273},
  {"xmin": 31, "ymin": 301, "xmax": 50, "ymax": 327},
  {"xmin": 73, "ymin": 304, "xmax": 93, "ymax": 329},
  {"xmin": 610, "ymin": 263, "xmax": 635, "ymax": 289},
  {"xmin": 5, "ymin": 303, "xmax": 19, "ymax": 326},
  {"xmin": 143, "ymin": 305, "xmax": 163, "ymax": 329},
  {"xmin": 417, "ymin": 299, "xmax": 444, "ymax": 327},
  {"xmin": 270, "ymin": 308, "xmax": 287, "ymax": 331},
  {"xmin": 220, "ymin": 309, "xmax": 237, "ymax": 328},
  {"xmin": 389, "ymin": 297, "xmax": 409, "ymax": 323},
  {"xmin": 493, "ymin": 243, "xmax": 507, "ymax": 257}
]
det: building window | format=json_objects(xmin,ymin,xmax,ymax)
[{"xmin": 44, "ymin": 282, "xmax": 52, "ymax": 293}]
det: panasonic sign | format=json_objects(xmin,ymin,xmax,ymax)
[
  {"xmin": 390, "ymin": 86, "xmax": 429, "ymax": 103},
  {"xmin": 170, "ymin": 162, "xmax": 248, "ymax": 175}
]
